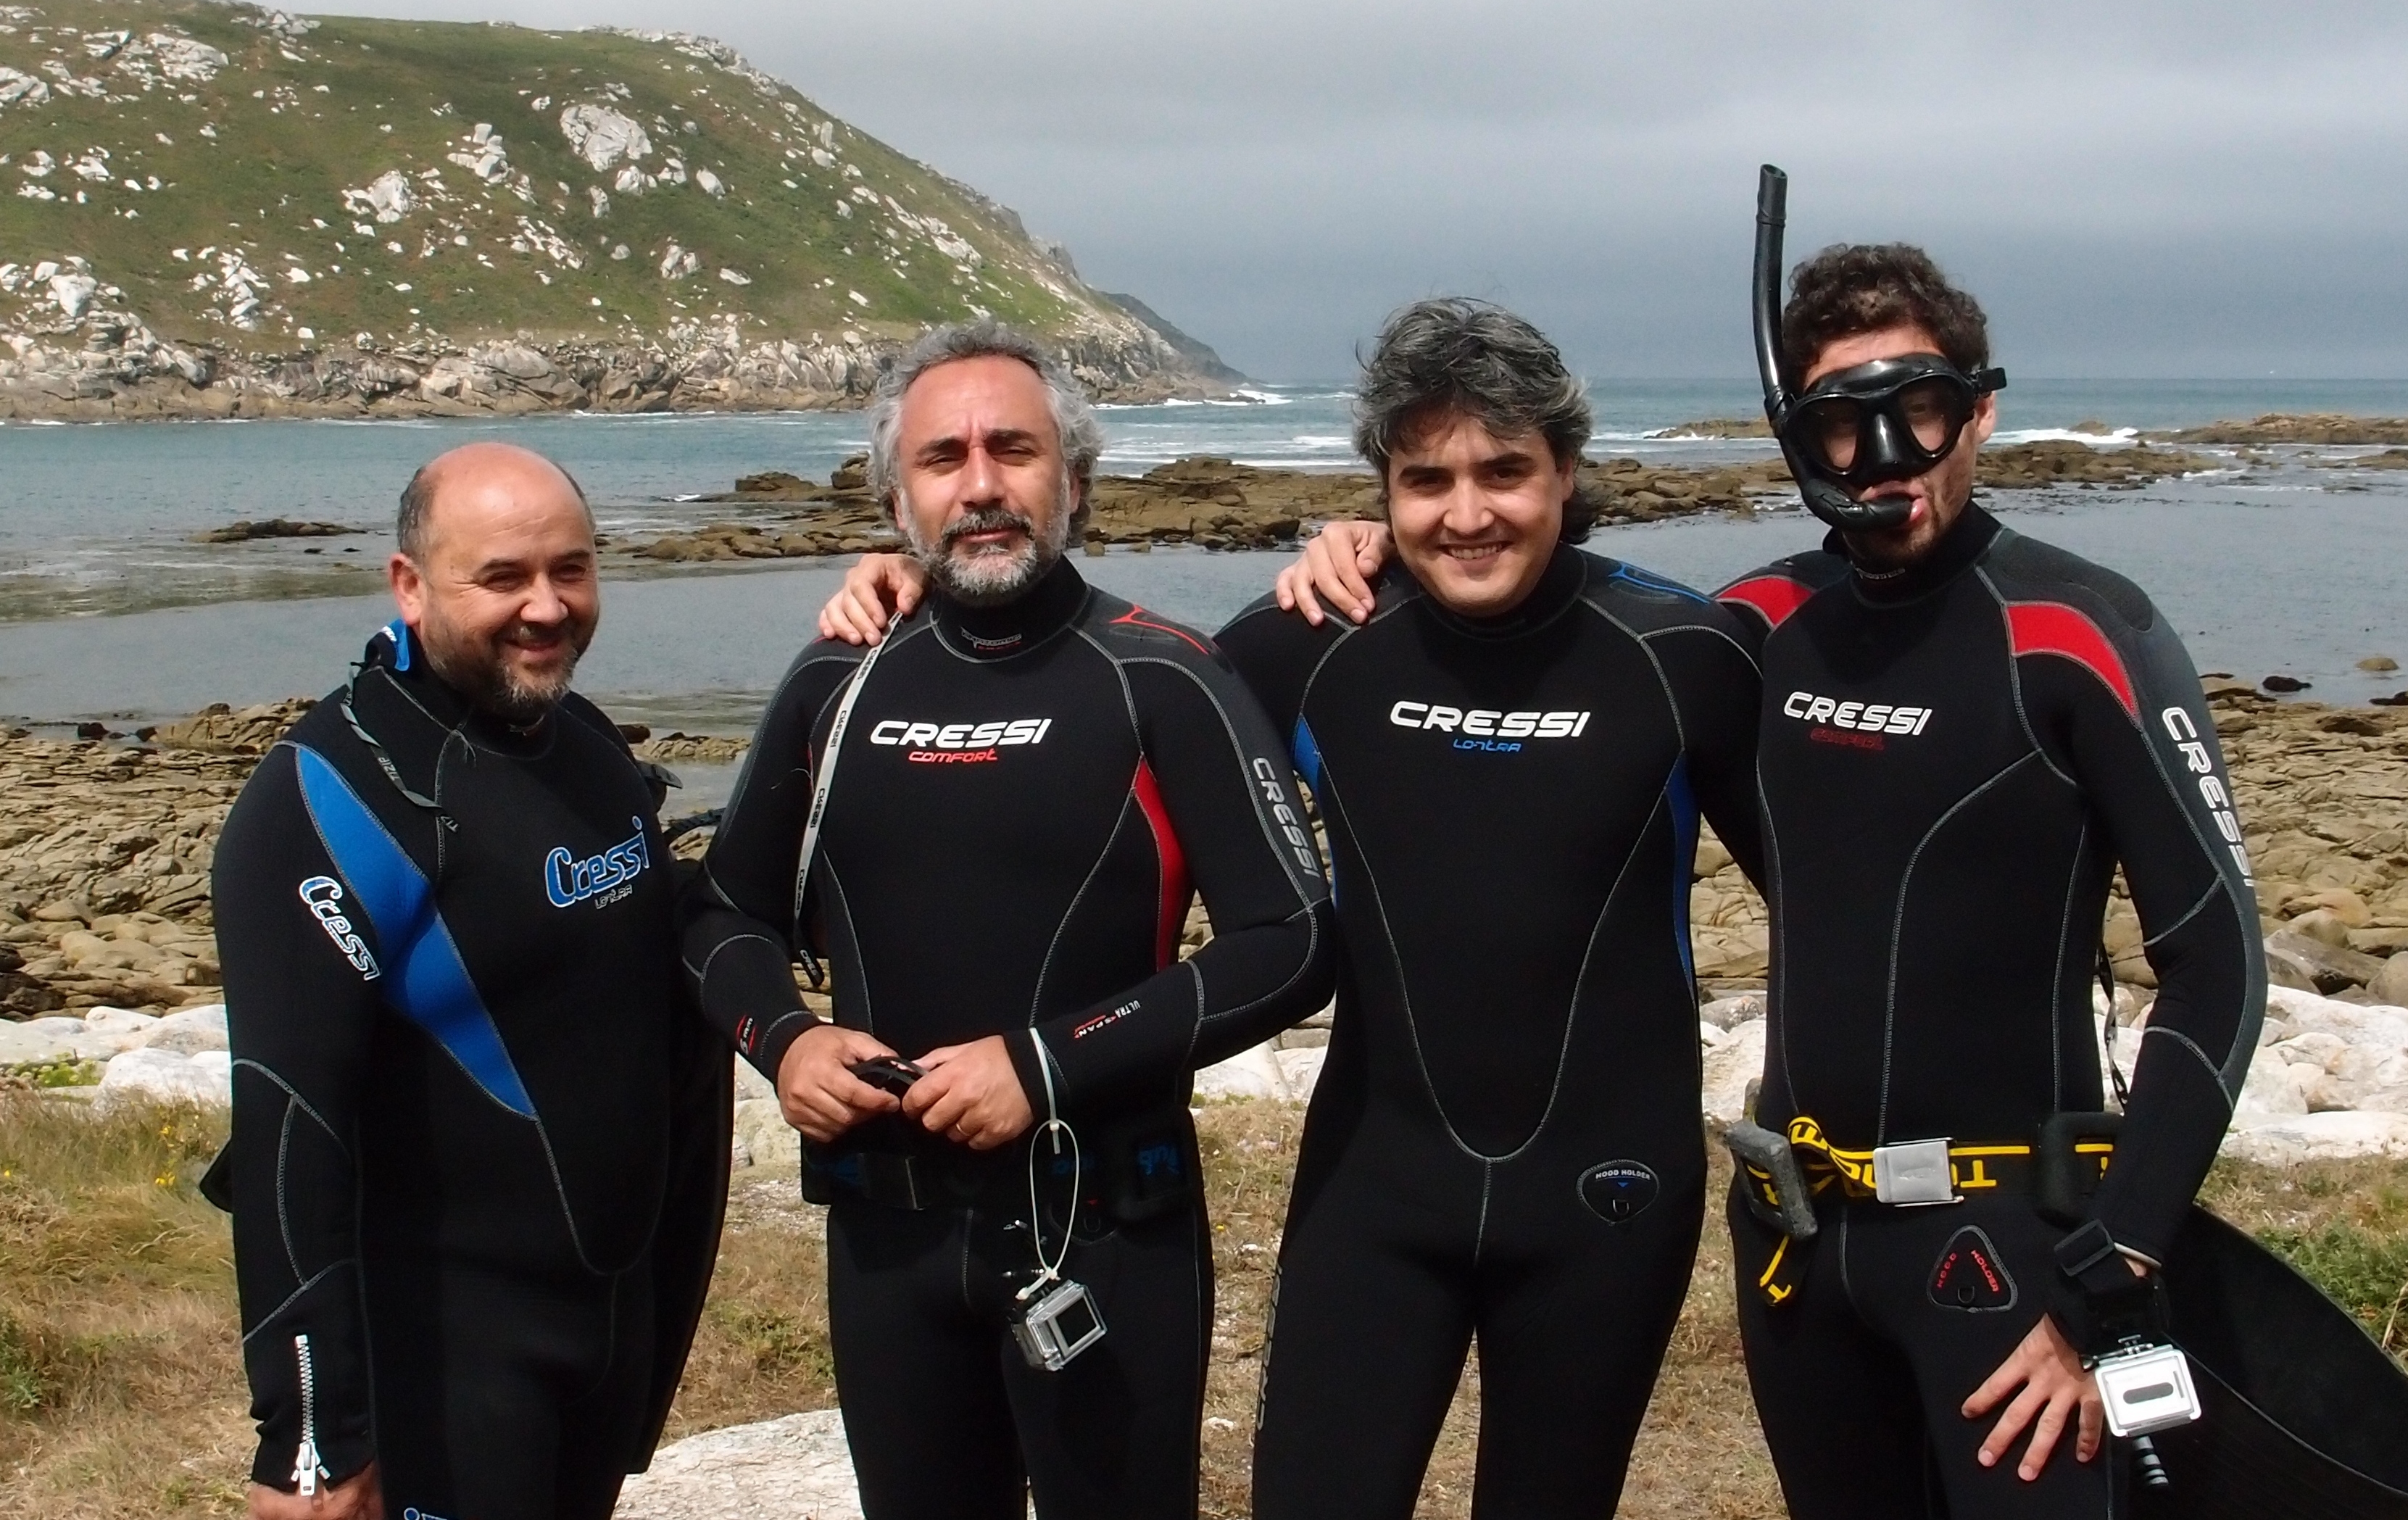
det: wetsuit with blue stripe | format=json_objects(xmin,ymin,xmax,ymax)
[
  {"xmin": 213, "ymin": 628, "xmax": 727, "ymax": 1520},
  {"xmin": 1215, "ymin": 544, "xmax": 1764, "ymax": 1520}
]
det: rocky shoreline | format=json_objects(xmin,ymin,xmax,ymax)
[
  {"xmin": 7, "ymin": 690, "xmax": 2404, "ymax": 1153},
  {"xmin": 602, "ymin": 441, "xmax": 2227, "ymax": 565},
  {"xmin": 0, "ymin": 324, "xmax": 1215, "ymax": 422}
]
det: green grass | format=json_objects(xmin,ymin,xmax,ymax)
[
  {"xmin": 2200, "ymin": 1155, "xmax": 2408, "ymax": 1362},
  {"xmin": 0, "ymin": 1, "xmax": 1097, "ymax": 354}
]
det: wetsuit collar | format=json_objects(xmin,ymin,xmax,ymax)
[
  {"xmin": 356, "ymin": 625, "xmax": 556, "ymax": 751},
  {"xmin": 930, "ymin": 555, "xmax": 1089, "ymax": 660},
  {"xmin": 1404, "ymin": 541, "xmax": 1586, "ymax": 639},
  {"xmin": 1827, "ymin": 499, "xmax": 2001, "ymax": 605}
]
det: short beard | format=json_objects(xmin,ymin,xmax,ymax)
[
  {"xmin": 417, "ymin": 612, "xmax": 588, "ymax": 726},
  {"xmin": 902, "ymin": 483, "xmax": 1074, "ymax": 607}
]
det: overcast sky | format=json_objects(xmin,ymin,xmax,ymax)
[{"xmin": 305, "ymin": 1, "xmax": 2408, "ymax": 381}]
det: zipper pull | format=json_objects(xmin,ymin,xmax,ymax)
[{"xmin": 292, "ymin": 1436, "xmax": 326, "ymax": 1495}]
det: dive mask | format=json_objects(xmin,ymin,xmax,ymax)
[
  {"xmin": 1752, "ymin": 165, "xmax": 2007, "ymax": 530},
  {"xmin": 1781, "ymin": 354, "xmax": 2004, "ymax": 489}
]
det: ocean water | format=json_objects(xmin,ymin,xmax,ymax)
[{"xmin": 0, "ymin": 379, "xmax": 2404, "ymax": 742}]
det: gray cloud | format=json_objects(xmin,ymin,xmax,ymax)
[{"xmin": 304, "ymin": 0, "xmax": 2408, "ymax": 378}]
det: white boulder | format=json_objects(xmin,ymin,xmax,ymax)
[
  {"xmin": 2220, "ymin": 1111, "xmax": 2408, "ymax": 1166},
  {"xmin": 141, "ymin": 1004, "xmax": 228, "ymax": 1055},
  {"xmin": 97, "ymin": 1047, "xmax": 231, "ymax": 1108},
  {"xmin": 614, "ymin": 1408, "xmax": 858, "ymax": 1520},
  {"xmin": 1701, "ymin": 1017, "xmax": 1768, "ymax": 1128},
  {"xmin": 560, "ymin": 104, "xmax": 653, "ymax": 173},
  {"xmin": 732, "ymin": 1097, "xmax": 800, "ymax": 1171}
]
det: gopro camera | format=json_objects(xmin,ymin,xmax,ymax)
[
  {"xmin": 2092, "ymin": 1342, "xmax": 2203, "ymax": 1437},
  {"xmin": 1010, "ymin": 1280, "xmax": 1107, "ymax": 1372},
  {"xmin": 848, "ymin": 1056, "xmax": 923, "ymax": 1098}
]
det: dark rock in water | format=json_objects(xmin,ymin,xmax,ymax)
[
  {"xmin": 2067, "ymin": 419, "xmax": 2120, "ymax": 436},
  {"xmin": 2374, "ymin": 692, "xmax": 2408, "ymax": 707},
  {"xmin": 2358, "ymin": 655, "xmax": 2400, "ymax": 672},
  {"xmin": 194, "ymin": 519, "xmax": 359, "ymax": 544},
  {"xmin": 2262, "ymin": 675, "xmax": 2312, "ymax": 693},
  {"xmin": 731, "ymin": 472, "xmax": 817, "ymax": 498},
  {"xmin": 74, "ymin": 722, "xmax": 110, "ymax": 740},
  {"xmin": 616, "ymin": 723, "xmax": 653, "ymax": 744},
  {"xmin": 2147, "ymin": 413, "xmax": 2408, "ymax": 446},
  {"xmin": 830, "ymin": 454, "xmax": 871, "ymax": 492},
  {"xmin": 1647, "ymin": 417, "xmax": 1771, "ymax": 439}
]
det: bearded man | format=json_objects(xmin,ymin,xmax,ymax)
[
  {"xmin": 213, "ymin": 441, "xmax": 728, "ymax": 1520},
  {"xmin": 681, "ymin": 322, "xmax": 1333, "ymax": 1519}
]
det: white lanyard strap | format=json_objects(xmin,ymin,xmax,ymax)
[{"xmin": 792, "ymin": 630, "xmax": 895, "ymax": 976}]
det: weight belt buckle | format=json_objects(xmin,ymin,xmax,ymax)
[{"xmin": 1871, "ymin": 1137, "xmax": 1959, "ymax": 1206}]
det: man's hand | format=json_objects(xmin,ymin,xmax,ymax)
[
  {"xmin": 1962, "ymin": 1313, "xmax": 2104, "ymax": 1480},
  {"xmin": 904, "ymin": 1035, "xmax": 1035, "ymax": 1150},
  {"xmin": 1274, "ymin": 520, "xmax": 1392, "ymax": 626},
  {"xmin": 775, "ymin": 1023, "xmax": 905, "ymax": 1142},
  {"xmin": 248, "ymin": 1465, "xmax": 383, "ymax": 1520},
  {"xmin": 818, "ymin": 553, "xmax": 926, "ymax": 645}
]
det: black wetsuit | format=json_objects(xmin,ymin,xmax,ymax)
[
  {"xmin": 683, "ymin": 560, "xmax": 1334, "ymax": 1520},
  {"xmin": 1715, "ymin": 504, "xmax": 2264, "ymax": 1520},
  {"xmin": 213, "ymin": 626, "xmax": 728, "ymax": 1520},
  {"xmin": 1216, "ymin": 545, "xmax": 1765, "ymax": 1520}
]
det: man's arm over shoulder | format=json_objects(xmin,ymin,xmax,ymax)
[
  {"xmin": 1012, "ymin": 620, "xmax": 1336, "ymax": 1110},
  {"xmin": 2001, "ymin": 549, "xmax": 2264, "ymax": 1265},
  {"xmin": 215, "ymin": 742, "xmax": 388, "ymax": 1494},
  {"xmin": 1214, "ymin": 590, "xmax": 1347, "ymax": 742},
  {"xmin": 1640, "ymin": 602, "xmax": 1769, "ymax": 891},
  {"xmin": 1713, "ymin": 550, "xmax": 1848, "ymax": 664},
  {"xmin": 679, "ymin": 642, "xmax": 861, "ymax": 1080}
]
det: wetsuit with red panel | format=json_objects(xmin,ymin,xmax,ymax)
[
  {"xmin": 683, "ymin": 557, "xmax": 1334, "ymax": 1520},
  {"xmin": 1715, "ymin": 502, "xmax": 2264, "ymax": 1520}
]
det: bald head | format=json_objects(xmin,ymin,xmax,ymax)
[
  {"xmin": 397, "ymin": 441, "xmax": 591, "ymax": 563},
  {"xmin": 388, "ymin": 441, "xmax": 601, "ymax": 724}
]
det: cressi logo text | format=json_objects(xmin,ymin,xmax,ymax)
[
  {"xmin": 545, "ymin": 817, "xmax": 651, "ymax": 909},
  {"xmin": 871, "ymin": 718, "xmax": 1051, "ymax": 765},
  {"xmin": 297, "ymin": 876, "xmax": 380, "ymax": 979},
  {"xmin": 1251, "ymin": 757, "xmax": 1322, "ymax": 875},
  {"xmin": 2161, "ymin": 705, "xmax": 2254, "ymax": 884},
  {"xmin": 1387, "ymin": 700, "xmax": 1590, "ymax": 754},
  {"xmin": 1782, "ymin": 692, "xmax": 1933, "ymax": 750}
]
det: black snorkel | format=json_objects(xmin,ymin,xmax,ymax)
[{"xmin": 1753, "ymin": 165, "xmax": 1914, "ymax": 532}]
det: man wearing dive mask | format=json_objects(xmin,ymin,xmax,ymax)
[{"xmin": 1272, "ymin": 194, "xmax": 2261, "ymax": 1519}]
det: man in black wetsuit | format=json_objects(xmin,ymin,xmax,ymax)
[
  {"xmin": 214, "ymin": 443, "xmax": 728, "ymax": 1520},
  {"xmin": 1286, "ymin": 253, "xmax": 2264, "ymax": 1518},
  {"xmin": 682, "ymin": 321, "xmax": 1334, "ymax": 1520},
  {"xmin": 1710, "ymin": 241, "xmax": 2262, "ymax": 1520},
  {"xmin": 816, "ymin": 299, "xmax": 1766, "ymax": 1519}
]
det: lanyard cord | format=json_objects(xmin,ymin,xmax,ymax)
[
  {"xmin": 790, "ymin": 631, "xmax": 895, "ymax": 987},
  {"xmin": 1016, "ymin": 1037, "xmax": 1080, "ymax": 1303}
]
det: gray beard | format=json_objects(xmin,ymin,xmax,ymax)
[
  {"xmin": 419, "ymin": 619, "xmax": 583, "ymax": 726},
  {"xmin": 902, "ymin": 490, "xmax": 1073, "ymax": 607}
]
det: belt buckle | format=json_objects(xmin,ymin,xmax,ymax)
[{"xmin": 1872, "ymin": 1137, "xmax": 1959, "ymax": 1206}]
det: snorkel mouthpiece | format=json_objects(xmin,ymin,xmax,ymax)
[{"xmin": 1753, "ymin": 165, "xmax": 1914, "ymax": 532}]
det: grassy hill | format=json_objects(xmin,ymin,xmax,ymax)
[{"xmin": 0, "ymin": 0, "xmax": 1214, "ymax": 414}]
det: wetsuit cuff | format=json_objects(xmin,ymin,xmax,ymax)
[
  {"xmin": 747, "ymin": 1008, "xmax": 823, "ymax": 1086},
  {"xmin": 1005, "ymin": 1028, "xmax": 1053, "ymax": 1118}
]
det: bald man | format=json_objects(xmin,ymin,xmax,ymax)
[{"xmin": 211, "ymin": 444, "xmax": 729, "ymax": 1520}]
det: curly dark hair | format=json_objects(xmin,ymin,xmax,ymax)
[
  {"xmin": 1353, "ymin": 298, "xmax": 1598, "ymax": 543},
  {"xmin": 1781, "ymin": 243, "xmax": 1990, "ymax": 378}
]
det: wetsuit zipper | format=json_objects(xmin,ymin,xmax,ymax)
[{"xmin": 291, "ymin": 1332, "xmax": 330, "ymax": 1496}]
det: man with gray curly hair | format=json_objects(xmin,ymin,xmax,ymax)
[
  {"xmin": 865, "ymin": 320, "xmax": 1105, "ymax": 605},
  {"xmin": 684, "ymin": 320, "xmax": 1334, "ymax": 1519}
]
